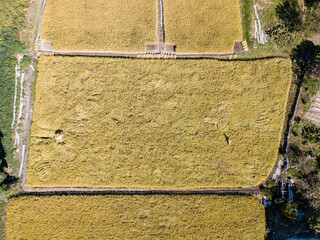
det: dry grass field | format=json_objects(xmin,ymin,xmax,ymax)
[
  {"xmin": 40, "ymin": 0, "xmax": 157, "ymax": 52},
  {"xmin": 163, "ymin": 0, "xmax": 243, "ymax": 53},
  {"xmin": 6, "ymin": 195, "xmax": 266, "ymax": 239},
  {"xmin": 26, "ymin": 56, "xmax": 291, "ymax": 189}
]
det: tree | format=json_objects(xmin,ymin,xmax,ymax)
[
  {"xmin": 281, "ymin": 201, "xmax": 299, "ymax": 220},
  {"xmin": 276, "ymin": 0, "xmax": 302, "ymax": 32},
  {"xmin": 305, "ymin": 0, "xmax": 320, "ymax": 8}
]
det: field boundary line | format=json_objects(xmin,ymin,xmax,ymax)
[
  {"xmin": 15, "ymin": 186, "xmax": 260, "ymax": 198},
  {"xmin": 35, "ymin": 0, "xmax": 47, "ymax": 43},
  {"xmin": 38, "ymin": 50, "xmax": 234, "ymax": 57},
  {"xmin": 37, "ymin": 50, "xmax": 288, "ymax": 60},
  {"xmin": 262, "ymin": 46, "xmax": 314, "ymax": 185}
]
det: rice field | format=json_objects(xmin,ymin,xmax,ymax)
[
  {"xmin": 26, "ymin": 56, "xmax": 291, "ymax": 189},
  {"xmin": 6, "ymin": 194, "xmax": 266, "ymax": 240},
  {"xmin": 163, "ymin": 0, "xmax": 243, "ymax": 53},
  {"xmin": 40, "ymin": 0, "xmax": 157, "ymax": 52}
]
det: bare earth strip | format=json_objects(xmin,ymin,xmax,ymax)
[
  {"xmin": 25, "ymin": 57, "xmax": 291, "ymax": 189},
  {"xmin": 6, "ymin": 195, "xmax": 265, "ymax": 240}
]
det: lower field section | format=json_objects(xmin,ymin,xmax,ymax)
[
  {"xmin": 6, "ymin": 195, "xmax": 266, "ymax": 239},
  {"xmin": 163, "ymin": 0, "xmax": 243, "ymax": 53},
  {"xmin": 26, "ymin": 57, "xmax": 291, "ymax": 188},
  {"xmin": 40, "ymin": 0, "xmax": 157, "ymax": 52}
]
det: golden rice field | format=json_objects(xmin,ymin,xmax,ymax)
[
  {"xmin": 40, "ymin": 0, "xmax": 157, "ymax": 52},
  {"xmin": 6, "ymin": 195, "xmax": 266, "ymax": 240},
  {"xmin": 163, "ymin": 0, "xmax": 243, "ymax": 53},
  {"xmin": 26, "ymin": 56, "xmax": 291, "ymax": 189}
]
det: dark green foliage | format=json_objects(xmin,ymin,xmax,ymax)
[
  {"xmin": 306, "ymin": 211, "xmax": 320, "ymax": 234},
  {"xmin": 304, "ymin": 75, "xmax": 320, "ymax": 96},
  {"xmin": 20, "ymin": 55, "xmax": 31, "ymax": 68},
  {"xmin": 304, "ymin": 3, "xmax": 320, "ymax": 35},
  {"xmin": 290, "ymin": 40, "xmax": 315, "ymax": 72},
  {"xmin": 276, "ymin": 0, "xmax": 302, "ymax": 32},
  {"xmin": 307, "ymin": 46, "xmax": 320, "ymax": 79},
  {"xmin": 302, "ymin": 124, "xmax": 320, "ymax": 142},
  {"xmin": 288, "ymin": 44, "xmax": 320, "ymax": 199},
  {"xmin": 305, "ymin": 0, "xmax": 320, "ymax": 8},
  {"xmin": 281, "ymin": 201, "xmax": 299, "ymax": 220},
  {"xmin": 260, "ymin": 181, "xmax": 278, "ymax": 201}
]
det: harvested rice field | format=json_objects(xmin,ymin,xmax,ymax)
[
  {"xmin": 26, "ymin": 56, "xmax": 291, "ymax": 189},
  {"xmin": 163, "ymin": 0, "xmax": 243, "ymax": 53},
  {"xmin": 40, "ymin": 0, "xmax": 157, "ymax": 52},
  {"xmin": 6, "ymin": 195, "xmax": 266, "ymax": 239}
]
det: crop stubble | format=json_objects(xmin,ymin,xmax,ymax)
[
  {"xmin": 40, "ymin": 0, "xmax": 157, "ymax": 52},
  {"xmin": 6, "ymin": 195, "xmax": 266, "ymax": 240},
  {"xmin": 26, "ymin": 56, "xmax": 291, "ymax": 189},
  {"xmin": 163, "ymin": 0, "xmax": 243, "ymax": 53}
]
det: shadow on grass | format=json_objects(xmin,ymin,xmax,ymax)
[{"xmin": 0, "ymin": 130, "xmax": 17, "ymax": 185}]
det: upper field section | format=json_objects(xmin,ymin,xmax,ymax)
[
  {"xmin": 40, "ymin": 0, "xmax": 157, "ymax": 52},
  {"xmin": 26, "ymin": 57, "xmax": 291, "ymax": 189},
  {"xmin": 39, "ymin": 0, "xmax": 243, "ymax": 53},
  {"xmin": 163, "ymin": 0, "xmax": 243, "ymax": 53}
]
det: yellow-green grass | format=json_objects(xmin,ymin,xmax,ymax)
[
  {"xmin": 163, "ymin": 0, "xmax": 243, "ymax": 53},
  {"xmin": 6, "ymin": 195, "xmax": 266, "ymax": 239},
  {"xmin": 40, "ymin": 0, "xmax": 157, "ymax": 52},
  {"xmin": 26, "ymin": 56, "xmax": 291, "ymax": 188}
]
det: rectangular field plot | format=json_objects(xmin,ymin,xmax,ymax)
[
  {"xmin": 40, "ymin": 0, "xmax": 157, "ymax": 52},
  {"xmin": 163, "ymin": 0, "xmax": 243, "ymax": 53},
  {"xmin": 26, "ymin": 56, "xmax": 291, "ymax": 188},
  {"xmin": 6, "ymin": 195, "xmax": 265, "ymax": 239}
]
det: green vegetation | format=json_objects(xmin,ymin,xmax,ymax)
[
  {"xmin": 0, "ymin": 0, "xmax": 28, "ymax": 29},
  {"xmin": 7, "ymin": 194, "xmax": 266, "ymax": 240},
  {"xmin": 276, "ymin": 0, "xmax": 302, "ymax": 32},
  {"xmin": 0, "ymin": 5, "xmax": 28, "ymax": 170},
  {"xmin": 0, "ymin": 1, "xmax": 28, "ymax": 238},
  {"xmin": 276, "ymin": 43, "xmax": 320, "ymax": 234},
  {"xmin": 257, "ymin": 0, "xmax": 320, "ymax": 55},
  {"xmin": 240, "ymin": 0, "xmax": 254, "ymax": 49}
]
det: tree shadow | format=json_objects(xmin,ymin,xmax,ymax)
[
  {"xmin": 276, "ymin": 0, "xmax": 302, "ymax": 32},
  {"xmin": 0, "ymin": 130, "xmax": 16, "ymax": 185},
  {"xmin": 304, "ymin": 0, "xmax": 320, "ymax": 7},
  {"xmin": 0, "ymin": 130, "xmax": 8, "ymax": 170}
]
